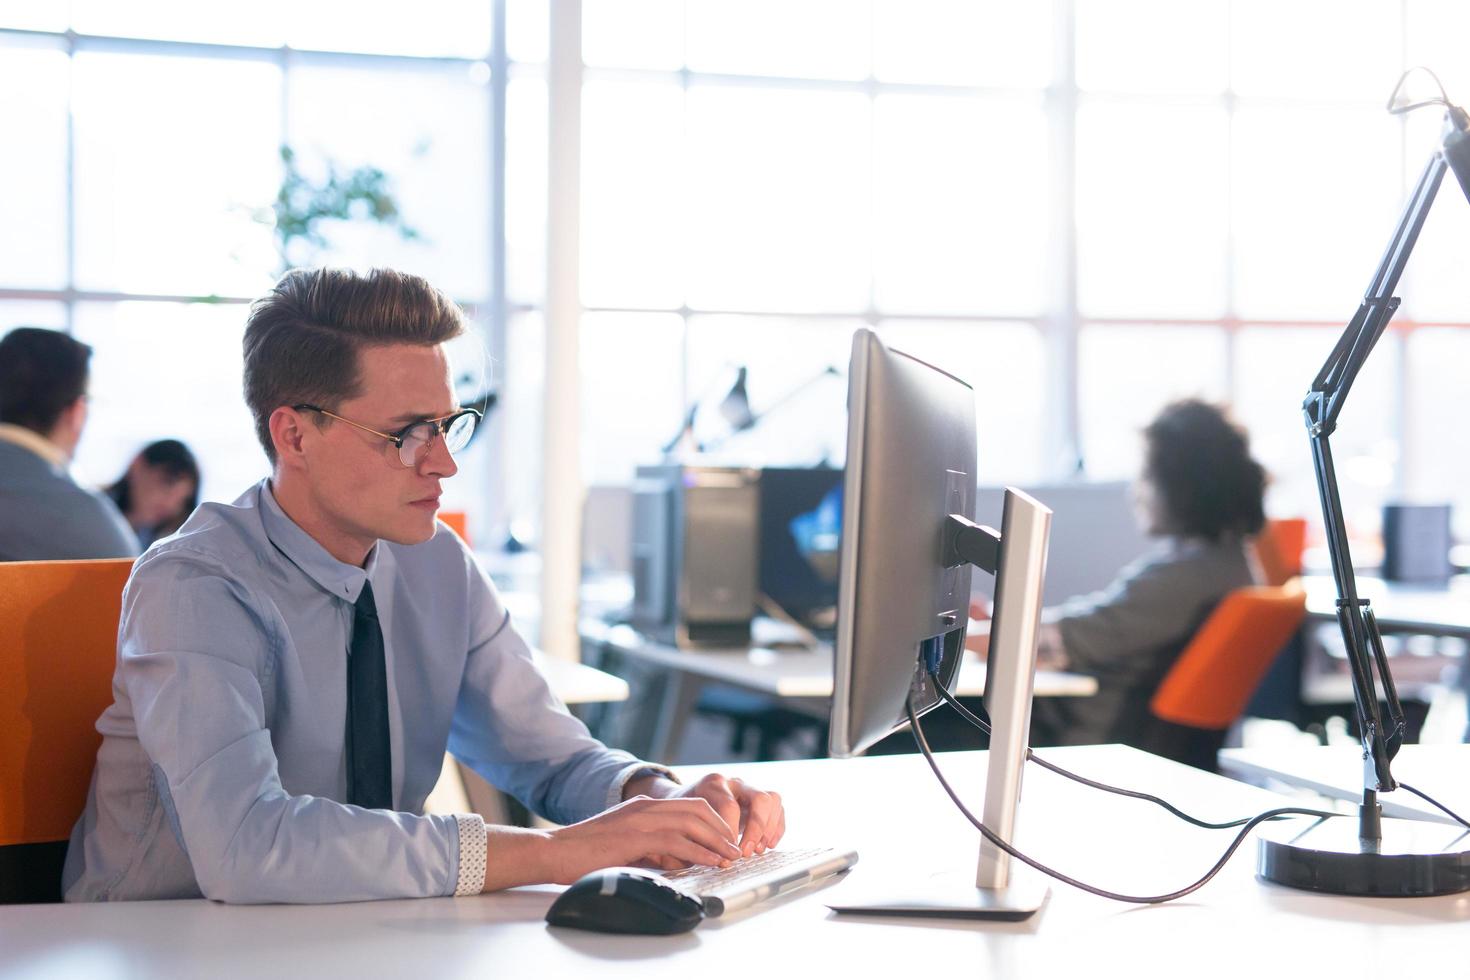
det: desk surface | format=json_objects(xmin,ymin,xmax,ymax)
[
  {"xmin": 584, "ymin": 620, "xmax": 1099, "ymax": 700},
  {"xmin": 1298, "ymin": 575, "xmax": 1465, "ymax": 705},
  {"xmin": 1220, "ymin": 743, "xmax": 1470, "ymax": 825},
  {"xmin": 1304, "ymin": 573, "xmax": 1470, "ymax": 639},
  {"xmin": 8, "ymin": 745, "xmax": 1468, "ymax": 979}
]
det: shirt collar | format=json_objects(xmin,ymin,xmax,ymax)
[
  {"xmin": 0, "ymin": 423, "xmax": 68, "ymax": 470},
  {"xmin": 256, "ymin": 479, "xmax": 379, "ymax": 603}
]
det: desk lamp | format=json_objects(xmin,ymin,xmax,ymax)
[
  {"xmin": 659, "ymin": 366, "xmax": 754, "ymax": 457},
  {"xmin": 661, "ymin": 364, "xmax": 843, "ymax": 457},
  {"xmin": 1258, "ymin": 68, "xmax": 1470, "ymax": 896},
  {"xmin": 699, "ymin": 365, "xmax": 841, "ymax": 454}
]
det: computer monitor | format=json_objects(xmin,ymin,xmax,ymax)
[
  {"xmin": 827, "ymin": 327, "xmax": 1053, "ymax": 920},
  {"xmin": 758, "ymin": 466, "xmax": 844, "ymax": 632}
]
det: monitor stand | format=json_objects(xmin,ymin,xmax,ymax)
[
  {"xmin": 828, "ymin": 489, "xmax": 1054, "ymax": 921},
  {"xmin": 826, "ymin": 868, "xmax": 1049, "ymax": 922}
]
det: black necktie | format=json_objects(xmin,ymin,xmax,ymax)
[{"xmin": 347, "ymin": 581, "xmax": 392, "ymax": 810}]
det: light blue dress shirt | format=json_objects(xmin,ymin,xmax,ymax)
[{"xmin": 63, "ymin": 480, "xmax": 662, "ymax": 903}]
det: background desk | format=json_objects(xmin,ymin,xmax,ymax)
[
  {"xmin": 582, "ymin": 619, "xmax": 1099, "ymax": 763},
  {"xmin": 6, "ymin": 745, "xmax": 1470, "ymax": 979},
  {"xmin": 1284, "ymin": 575, "xmax": 1464, "ymax": 725},
  {"xmin": 1219, "ymin": 743, "xmax": 1470, "ymax": 825},
  {"xmin": 1303, "ymin": 574, "xmax": 1470, "ymax": 640},
  {"xmin": 536, "ymin": 650, "xmax": 631, "ymax": 705}
]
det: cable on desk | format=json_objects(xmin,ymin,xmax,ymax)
[
  {"xmin": 929, "ymin": 669, "xmax": 1277, "ymax": 831},
  {"xmin": 1396, "ymin": 781, "xmax": 1470, "ymax": 830},
  {"xmin": 906, "ymin": 696, "xmax": 1342, "ymax": 904}
]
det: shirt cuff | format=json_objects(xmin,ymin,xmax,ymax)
[
  {"xmin": 452, "ymin": 813, "xmax": 487, "ymax": 897},
  {"xmin": 607, "ymin": 762, "xmax": 680, "ymax": 810}
]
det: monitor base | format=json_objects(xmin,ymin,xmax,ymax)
[
  {"xmin": 1258, "ymin": 816, "xmax": 1470, "ymax": 897},
  {"xmin": 826, "ymin": 870, "xmax": 1049, "ymax": 921}
]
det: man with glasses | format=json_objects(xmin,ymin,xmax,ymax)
[{"xmin": 65, "ymin": 267, "xmax": 784, "ymax": 903}]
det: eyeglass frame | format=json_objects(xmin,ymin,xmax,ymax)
[{"xmin": 292, "ymin": 403, "xmax": 482, "ymax": 467}]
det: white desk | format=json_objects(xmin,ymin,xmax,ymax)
[
  {"xmin": 7, "ymin": 746, "xmax": 1470, "ymax": 979},
  {"xmin": 1303, "ymin": 574, "xmax": 1470, "ymax": 640},
  {"xmin": 1295, "ymin": 574, "xmax": 1461, "ymax": 714},
  {"xmin": 583, "ymin": 619, "xmax": 1098, "ymax": 763},
  {"xmin": 1220, "ymin": 744, "xmax": 1470, "ymax": 826}
]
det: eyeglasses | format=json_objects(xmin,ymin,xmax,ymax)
[{"xmin": 294, "ymin": 404, "xmax": 481, "ymax": 468}]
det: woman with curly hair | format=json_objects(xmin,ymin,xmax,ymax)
[{"xmin": 1028, "ymin": 399, "xmax": 1268, "ymax": 747}]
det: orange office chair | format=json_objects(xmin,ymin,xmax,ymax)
[
  {"xmin": 1252, "ymin": 518, "xmax": 1308, "ymax": 587},
  {"xmin": 439, "ymin": 510, "xmax": 471, "ymax": 546},
  {"xmin": 1142, "ymin": 581, "xmax": 1307, "ymax": 772},
  {"xmin": 0, "ymin": 558, "xmax": 132, "ymax": 903}
]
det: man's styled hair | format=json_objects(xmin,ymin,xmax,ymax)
[
  {"xmin": 1142, "ymin": 398, "xmax": 1267, "ymax": 543},
  {"xmin": 243, "ymin": 268, "xmax": 466, "ymax": 462},
  {"xmin": 0, "ymin": 327, "xmax": 93, "ymax": 436}
]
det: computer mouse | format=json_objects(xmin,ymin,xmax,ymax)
[
  {"xmin": 543, "ymin": 863, "xmax": 702, "ymax": 934},
  {"xmin": 545, "ymin": 867, "xmax": 705, "ymax": 935}
]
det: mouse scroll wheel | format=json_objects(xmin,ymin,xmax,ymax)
[{"xmin": 600, "ymin": 873, "xmax": 619, "ymax": 896}]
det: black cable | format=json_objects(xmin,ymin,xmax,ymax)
[
  {"xmin": 906, "ymin": 696, "xmax": 1342, "ymax": 904},
  {"xmin": 1397, "ymin": 781, "xmax": 1470, "ymax": 831},
  {"xmin": 929, "ymin": 672, "xmax": 1266, "ymax": 830}
]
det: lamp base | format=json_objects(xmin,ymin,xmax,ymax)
[{"xmin": 1258, "ymin": 816, "xmax": 1470, "ymax": 896}]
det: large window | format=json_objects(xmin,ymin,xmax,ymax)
[
  {"xmin": 1068, "ymin": 0, "xmax": 1470, "ymax": 540},
  {"xmin": 0, "ymin": 12, "xmax": 500, "ymax": 518},
  {"xmin": 575, "ymin": 0, "xmax": 1053, "ymax": 494},
  {"xmin": 5, "ymin": 1, "xmax": 1470, "ymax": 550}
]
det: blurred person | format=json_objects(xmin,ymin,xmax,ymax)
[
  {"xmin": 65, "ymin": 268, "xmax": 785, "ymax": 904},
  {"xmin": 970, "ymin": 399, "xmax": 1266, "ymax": 747},
  {"xmin": 105, "ymin": 439, "xmax": 201, "ymax": 548},
  {"xmin": 0, "ymin": 327, "xmax": 139, "ymax": 561}
]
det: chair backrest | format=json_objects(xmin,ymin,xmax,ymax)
[
  {"xmin": 1252, "ymin": 518, "xmax": 1308, "ymax": 587},
  {"xmin": 1150, "ymin": 581, "xmax": 1306, "ymax": 730},
  {"xmin": 0, "ymin": 559, "xmax": 131, "ymax": 848}
]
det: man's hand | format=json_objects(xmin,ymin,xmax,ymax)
[
  {"xmin": 625, "ymin": 772, "xmax": 785, "ymax": 860},
  {"xmin": 525, "ymin": 794, "xmax": 743, "ymax": 887},
  {"xmin": 477, "ymin": 773, "xmax": 790, "ymax": 891}
]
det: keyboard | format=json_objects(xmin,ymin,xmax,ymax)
[{"xmin": 660, "ymin": 846, "xmax": 858, "ymax": 916}]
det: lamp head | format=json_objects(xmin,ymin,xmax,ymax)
[
  {"xmin": 717, "ymin": 366, "xmax": 755, "ymax": 432},
  {"xmin": 1442, "ymin": 105, "xmax": 1470, "ymax": 207},
  {"xmin": 1388, "ymin": 67, "xmax": 1470, "ymax": 206}
]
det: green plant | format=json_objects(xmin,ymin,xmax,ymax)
[{"xmin": 267, "ymin": 145, "xmax": 422, "ymax": 272}]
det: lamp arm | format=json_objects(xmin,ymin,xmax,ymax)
[
  {"xmin": 1303, "ymin": 147, "xmax": 1450, "ymax": 808},
  {"xmin": 700, "ymin": 365, "xmax": 841, "ymax": 452}
]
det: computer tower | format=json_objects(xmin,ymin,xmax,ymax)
[{"xmin": 631, "ymin": 465, "xmax": 760, "ymax": 646}]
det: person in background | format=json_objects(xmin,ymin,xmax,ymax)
[
  {"xmin": 105, "ymin": 439, "xmax": 201, "ymax": 548},
  {"xmin": 65, "ymin": 268, "xmax": 785, "ymax": 904},
  {"xmin": 970, "ymin": 399, "xmax": 1267, "ymax": 747},
  {"xmin": 0, "ymin": 327, "xmax": 139, "ymax": 561}
]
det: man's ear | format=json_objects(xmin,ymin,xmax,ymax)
[{"xmin": 269, "ymin": 406, "xmax": 311, "ymax": 470}]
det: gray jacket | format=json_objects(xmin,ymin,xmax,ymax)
[
  {"xmin": 1035, "ymin": 534, "xmax": 1257, "ymax": 746},
  {"xmin": 0, "ymin": 439, "xmax": 139, "ymax": 561}
]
